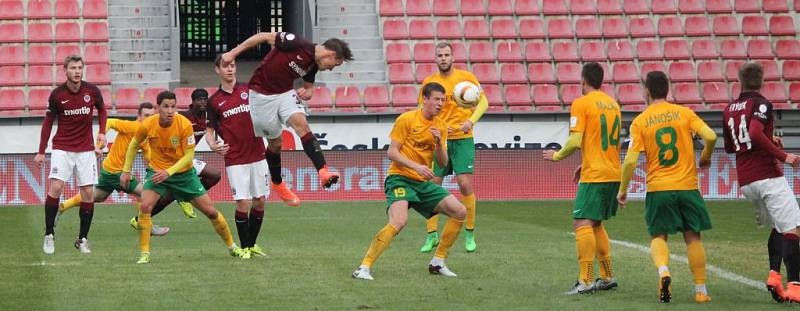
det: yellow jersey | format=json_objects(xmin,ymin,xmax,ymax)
[
  {"xmin": 103, "ymin": 119, "xmax": 150, "ymax": 173},
  {"xmin": 133, "ymin": 114, "xmax": 195, "ymax": 174},
  {"xmin": 387, "ymin": 109, "xmax": 449, "ymax": 181},
  {"xmin": 419, "ymin": 68, "xmax": 481, "ymax": 140},
  {"xmin": 570, "ymin": 90, "xmax": 622, "ymax": 183},
  {"xmin": 629, "ymin": 102, "xmax": 709, "ymax": 192}
]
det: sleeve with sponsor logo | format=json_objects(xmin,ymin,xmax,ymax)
[
  {"xmin": 182, "ymin": 120, "xmax": 196, "ymax": 148},
  {"xmin": 390, "ymin": 114, "xmax": 409, "ymax": 143},
  {"xmin": 569, "ymin": 99, "xmax": 587, "ymax": 133},
  {"xmin": 275, "ymin": 32, "xmax": 303, "ymax": 51},
  {"xmin": 750, "ymin": 99, "xmax": 772, "ymax": 125}
]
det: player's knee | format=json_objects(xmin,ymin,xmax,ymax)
[
  {"xmin": 267, "ymin": 139, "xmax": 282, "ymax": 152},
  {"xmin": 458, "ymin": 183, "xmax": 473, "ymax": 196},
  {"xmin": 252, "ymin": 197, "xmax": 266, "ymax": 210},
  {"xmin": 201, "ymin": 207, "xmax": 218, "ymax": 219},
  {"xmin": 451, "ymin": 204, "xmax": 467, "ymax": 220},
  {"xmin": 202, "ymin": 171, "xmax": 221, "ymax": 189},
  {"xmin": 390, "ymin": 219, "xmax": 407, "ymax": 231}
]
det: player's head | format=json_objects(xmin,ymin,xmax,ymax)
[
  {"xmin": 421, "ymin": 82, "xmax": 446, "ymax": 117},
  {"xmin": 738, "ymin": 62, "xmax": 764, "ymax": 92},
  {"xmin": 435, "ymin": 42, "xmax": 454, "ymax": 73},
  {"xmin": 63, "ymin": 54, "xmax": 84, "ymax": 84},
  {"xmin": 137, "ymin": 102, "xmax": 155, "ymax": 121},
  {"xmin": 317, "ymin": 38, "xmax": 353, "ymax": 71},
  {"xmin": 214, "ymin": 54, "xmax": 236, "ymax": 83},
  {"xmin": 644, "ymin": 71, "xmax": 670, "ymax": 102},
  {"xmin": 156, "ymin": 91, "xmax": 177, "ymax": 125},
  {"xmin": 191, "ymin": 88, "xmax": 209, "ymax": 113},
  {"xmin": 581, "ymin": 62, "xmax": 604, "ymax": 93}
]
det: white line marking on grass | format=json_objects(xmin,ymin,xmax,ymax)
[{"xmin": 24, "ymin": 261, "xmax": 82, "ymax": 267}]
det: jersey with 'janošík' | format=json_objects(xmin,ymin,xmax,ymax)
[
  {"xmin": 419, "ymin": 69, "xmax": 481, "ymax": 140},
  {"xmin": 208, "ymin": 83, "xmax": 267, "ymax": 166},
  {"xmin": 388, "ymin": 110, "xmax": 448, "ymax": 182},
  {"xmin": 249, "ymin": 32, "xmax": 318, "ymax": 96},
  {"xmin": 134, "ymin": 114, "xmax": 195, "ymax": 174},
  {"xmin": 569, "ymin": 90, "xmax": 622, "ymax": 183}
]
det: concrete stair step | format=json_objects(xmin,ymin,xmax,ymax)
[
  {"xmin": 316, "ymin": 71, "xmax": 386, "ymax": 82},
  {"xmin": 109, "ymin": 5, "xmax": 170, "ymax": 16},
  {"xmin": 110, "ymin": 27, "xmax": 170, "ymax": 39},
  {"xmin": 335, "ymin": 60, "xmax": 386, "ymax": 71},
  {"xmin": 317, "ymin": 26, "xmax": 379, "ymax": 38},
  {"xmin": 108, "ymin": 0, "xmax": 168, "ymax": 6},
  {"xmin": 317, "ymin": 4, "xmax": 376, "ymax": 15},
  {"xmin": 111, "ymin": 61, "xmax": 172, "ymax": 72},
  {"xmin": 112, "ymin": 81, "xmax": 171, "ymax": 90},
  {"xmin": 351, "ymin": 49, "xmax": 383, "ymax": 61},
  {"xmin": 111, "ymin": 50, "xmax": 171, "ymax": 62},
  {"xmin": 112, "ymin": 71, "xmax": 173, "ymax": 81},
  {"xmin": 318, "ymin": 14, "xmax": 378, "ymax": 26},
  {"xmin": 109, "ymin": 16, "xmax": 171, "ymax": 28},
  {"xmin": 110, "ymin": 39, "xmax": 171, "ymax": 50},
  {"xmin": 314, "ymin": 37, "xmax": 382, "ymax": 49}
]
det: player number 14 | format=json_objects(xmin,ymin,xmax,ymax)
[
  {"xmin": 600, "ymin": 114, "xmax": 621, "ymax": 151},
  {"xmin": 727, "ymin": 115, "xmax": 752, "ymax": 151}
]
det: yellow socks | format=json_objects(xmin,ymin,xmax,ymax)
[
  {"xmin": 426, "ymin": 214, "xmax": 439, "ymax": 234},
  {"xmin": 575, "ymin": 226, "xmax": 596, "ymax": 284},
  {"xmin": 361, "ymin": 223, "xmax": 399, "ymax": 268},
  {"xmin": 435, "ymin": 218, "xmax": 464, "ymax": 259},
  {"xmin": 687, "ymin": 240, "xmax": 707, "ymax": 285},
  {"xmin": 210, "ymin": 211, "xmax": 235, "ymax": 247},
  {"xmin": 61, "ymin": 194, "xmax": 82, "ymax": 212},
  {"xmin": 651, "ymin": 237, "xmax": 670, "ymax": 276},
  {"xmin": 138, "ymin": 213, "xmax": 152, "ymax": 253},
  {"xmin": 463, "ymin": 193, "xmax": 476, "ymax": 230},
  {"xmin": 594, "ymin": 224, "xmax": 613, "ymax": 279}
]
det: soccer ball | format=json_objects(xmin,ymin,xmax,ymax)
[{"xmin": 453, "ymin": 81, "xmax": 481, "ymax": 108}]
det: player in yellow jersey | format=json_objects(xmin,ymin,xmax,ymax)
[
  {"xmin": 543, "ymin": 63, "xmax": 621, "ymax": 294},
  {"xmin": 120, "ymin": 91, "xmax": 245, "ymax": 264},
  {"xmin": 617, "ymin": 71, "xmax": 717, "ymax": 303},
  {"xmin": 352, "ymin": 83, "xmax": 467, "ymax": 280},
  {"xmin": 418, "ymin": 42, "xmax": 488, "ymax": 253}
]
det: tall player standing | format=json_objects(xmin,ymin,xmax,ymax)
[
  {"xmin": 221, "ymin": 32, "xmax": 353, "ymax": 206},
  {"xmin": 418, "ymin": 42, "xmax": 488, "ymax": 253},
  {"xmin": 206, "ymin": 55, "xmax": 269, "ymax": 259},
  {"xmin": 722, "ymin": 63, "xmax": 800, "ymax": 303},
  {"xmin": 36, "ymin": 55, "xmax": 107, "ymax": 254}
]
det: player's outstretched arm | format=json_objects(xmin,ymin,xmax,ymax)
[
  {"xmin": 387, "ymin": 140, "xmax": 434, "ymax": 180},
  {"xmin": 543, "ymin": 132, "xmax": 583, "ymax": 161},
  {"xmin": 617, "ymin": 149, "xmax": 640, "ymax": 207},
  {"xmin": 463, "ymin": 93, "xmax": 489, "ymax": 132},
  {"xmin": 223, "ymin": 32, "xmax": 278, "ymax": 64}
]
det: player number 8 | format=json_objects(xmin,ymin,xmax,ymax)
[{"xmin": 655, "ymin": 127, "xmax": 679, "ymax": 167}]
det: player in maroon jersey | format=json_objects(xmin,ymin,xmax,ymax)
[
  {"xmin": 723, "ymin": 63, "xmax": 800, "ymax": 303},
  {"xmin": 35, "ymin": 55, "xmax": 107, "ymax": 254},
  {"xmin": 220, "ymin": 32, "xmax": 353, "ymax": 207},
  {"xmin": 205, "ymin": 55, "xmax": 269, "ymax": 258}
]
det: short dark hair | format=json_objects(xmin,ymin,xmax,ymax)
[
  {"xmin": 191, "ymin": 88, "xmax": 208, "ymax": 100},
  {"xmin": 421, "ymin": 82, "xmax": 446, "ymax": 98},
  {"xmin": 645, "ymin": 71, "xmax": 670, "ymax": 100},
  {"xmin": 138, "ymin": 102, "xmax": 154, "ymax": 115},
  {"xmin": 156, "ymin": 91, "xmax": 176, "ymax": 106},
  {"xmin": 738, "ymin": 62, "xmax": 764, "ymax": 91},
  {"xmin": 581, "ymin": 62, "xmax": 604, "ymax": 89},
  {"xmin": 323, "ymin": 38, "xmax": 354, "ymax": 61}
]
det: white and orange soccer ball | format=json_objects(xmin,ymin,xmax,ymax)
[{"xmin": 452, "ymin": 81, "xmax": 481, "ymax": 108}]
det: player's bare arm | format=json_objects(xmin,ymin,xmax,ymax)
[
  {"xmin": 204, "ymin": 128, "xmax": 229, "ymax": 156},
  {"xmin": 387, "ymin": 140, "xmax": 434, "ymax": 180},
  {"xmin": 430, "ymin": 127, "xmax": 448, "ymax": 167},
  {"xmin": 222, "ymin": 32, "xmax": 278, "ymax": 65}
]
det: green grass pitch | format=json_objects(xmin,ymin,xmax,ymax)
[{"xmin": 0, "ymin": 200, "xmax": 786, "ymax": 310}]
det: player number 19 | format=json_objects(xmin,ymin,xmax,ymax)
[{"xmin": 727, "ymin": 115, "xmax": 752, "ymax": 151}]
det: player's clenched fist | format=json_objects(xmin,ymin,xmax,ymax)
[
  {"xmin": 542, "ymin": 149, "xmax": 557, "ymax": 161},
  {"xmin": 430, "ymin": 127, "xmax": 442, "ymax": 144}
]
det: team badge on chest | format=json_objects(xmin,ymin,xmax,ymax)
[
  {"xmin": 170, "ymin": 136, "xmax": 179, "ymax": 145},
  {"xmin": 240, "ymin": 92, "xmax": 248, "ymax": 100},
  {"xmin": 83, "ymin": 95, "xmax": 91, "ymax": 103}
]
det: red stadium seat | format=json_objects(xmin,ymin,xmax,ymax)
[
  {"xmin": 519, "ymin": 18, "xmax": 546, "ymax": 39},
  {"xmin": 560, "ymin": 84, "xmax": 582, "ymax": 105},
  {"xmin": 668, "ymin": 62, "xmax": 697, "ymax": 82},
  {"xmin": 114, "ymin": 88, "xmax": 142, "ymax": 110},
  {"xmin": 795, "ymin": 0, "xmax": 800, "ymax": 12},
  {"xmin": 86, "ymin": 64, "xmax": 111, "ymax": 84},
  {"xmin": 776, "ymin": 40, "xmax": 800, "ymax": 59},
  {"xmin": 174, "ymin": 87, "xmax": 193, "ymax": 107},
  {"xmin": 678, "ymin": 0, "xmax": 705, "ymax": 13},
  {"xmin": 651, "ymin": 0, "xmax": 678, "ymax": 13},
  {"xmin": 790, "ymin": 82, "xmax": 800, "ymax": 102},
  {"xmin": 388, "ymin": 63, "xmax": 414, "ymax": 84},
  {"xmin": 607, "ymin": 40, "xmax": 634, "ymax": 61},
  {"xmin": 641, "ymin": 62, "xmax": 666, "ymax": 80},
  {"xmin": 55, "ymin": 22, "xmax": 81, "ymax": 42},
  {"xmin": 575, "ymin": 19, "xmax": 601, "ymax": 39},
  {"xmin": 56, "ymin": 63, "xmax": 65, "ymax": 80},
  {"xmin": 432, "ymin": 0, "xmax": 457, "ymax": 15},
  {"xmin": 617, "ymin": 84, "xmax": 646, "ymax": 105},
  {"xmin": 770, "ymin": 16, "xmax": 796, "ymax": 36},
  {"xmin": 685, "ymin": 16, "xmax": 711, "ymax": 36},
  {"xmin": 636, "ymin": 40, "xmax": 662, "ymax": 61},
  {"xmin": 55, "ymin": 0, "xmax": 80, "ymax": 19},
  {"xmin": 596, "ymin": 0, "xmax": 623, "ymax": 14},
  {"xmin": 463, "ymin": 20, "xmax": 490, "ymax": 39},
  {"xmin": 84, "ymin": 44, "xmax": 110, "ymax": 64},
  {"xmin": 542, "ymin": 0, "xmax": 569, "ymax": 15},
  {"xmin": 28, "ymin": 88, "xmax": 52, "ymax": 111},
  {"xmin": 762, "ymin": 82, "xmax": 788, "ymax": 102},
  {"xmin": 461, "ymin": 0, "xmax": 486, "ymax": 15},
  {"xmin": 55, "ymin": 44, "xmax": 81, "ymax": 63},
  {"xmin": 84, "ymin": 22, "xmax": 109, "ymax": 42},
  {"xmin": 658, "ymin": 16, "xmax": 684, "ymax": 37},
  {"xmin": 552, "ymin": 41, "xmax": 579, "ymax": 62},
  {"xmin": 500, "ymin": 63, "xmax": 528, "ymax": 84},
  {"xmin": 412, "ymin": 42, "xmax": 434, "ymax": 63},
  {"xmin": 28, "ymin": 23, "xmax": 53, "ymax": 43},
  {"xmin": 742, "ymin": 16, "xmax": 769, "ymax": 36},
  {"xmin": 28, "ymin": 45, "xmax": 54, "ymax": 65},
  {"xmin": 471, "ymin": 63, "xmax": 499, "ymax": 84},
  {"xmin": 488, "ymin": 0, "xmax": 514, "ymax": 15},
  {"xmin": 364, "ymin": 85, "xmax": 390, "ymax": 112},
  {"xmin": 629, "ymin": 18, "xmax": 656, "ymax": 38},
  {"xmin": 579, "ymin": 41, "xmax": 606, "ymax": 61},
  {"xmin": 408, "ymin": 19, "xmax": 434, "ymax": 39},
  {"xmin": 684, "ymin": 104, "xmax": 707, "ymax": 111},
  {"xmin": 720, "ymin": 39, "xmax": 747, "ymax": 59},
  {"xmin": 406, "ymin": 0, "xmax": 432, "ymax": 16},
  {"xmin": 1, "ymin": 45, "xmax": 23, "ymax": 65},
  {"xmin": 415, "ymin": 63, "xmax": 437, "ymax": 83},
  {"xmin": 0, "ymin": 0, "xmax": 23, "ymax": 19},
  {"xmin": 481, "ymin": 85, "xmax": 504, "ymax": 111},
  {"xmin": 663, "ymin": 40, "xmax": 690, "ymax": 60},
  {"xmin": 0, "ymin": 22, "xmax": 23, "ymax": 43},
  {"xmin": 380, "ymin": 0, "xmax": 403, "ymax": 16},
  {"xmin": 496, "ymin": 41, "xmax": 523, "ymax": 62},
  {"xmin": 83, "ymin": 0, "xmax": 108, "ymax": 19},
  {"xmin": 143, "ymin": 88, "xmax": 167, "ymax": 104},
  {"xmin": 525, "ymin": 41, "xmax": 551, "ymax": 61},
  {"xmin": 697, "ymin": 61, "xmax": 724, "ymax": 82},
  {"xmin": 712, "ymin": 16, "xmax": 740, "ymax": 36},
  {"xmin": 515, "ymin": 0, "xmax": 539, "ymax": 15},
  {"xmin": 436, "ymin": 19, "xmax": 461, "ymax": 39},
  {"xmin": 748, "ymin": 39, "xmax": 775, "ymax": 59},
  {"xmin": 451, "ymin": 41, "xmax": 467, "ymax": 61},
  {"xmin": 532, "ymin": 84, "xmax": 561, "ymax": 106},
  {"xmin": 556, "ymin": 63, "xmax": 581, "ymax": 83},
  {"xmin": 570, "ymin": 0, "xmax": 597, "ymax": 14},
  {"xmin": 528, "ymin": 63, "xmax": 556, "ymax": 84},
  {"xmin": 756, "ymin": 60, "xmax": 780, "ymax": 81},
  {"xmin": 707, "ymin": 0, "xmax": 733, "ymax": 12},
  {"xmin": 334, "ymin": 86, "xmax": 362, "ymax": 110},
  {"xmin": 386, "ymin": 43, "xmax": 411, "ymax": 63},
  {"xmin": 612, "ymin": 62, "xmax": 640, "ymax": 83},
  {"xmin": 691, "ymin": 39, "xmax": 719, "ymax": 59},
  {"xmin": 783, "ymin": 60, "xmax": 800, "ymax": 80},
  {"xmin": 491, "ymin": 19, "xmax": 517, "ymax": 39},
  {"xmin": 382, "ymin": 20, "xmax": 408, "ymax": 40},
  {"xmin": 764, "ymin": 0, "xmax": 790, "ymax": 12},
  {"xmin": 725, "ymin": 60, "xmax": 746, "ymax": 81},
  {"xmin": 307, "ymin": 87, "xmax": 333, "ymax": 112},
  {"xmin": 602, "ymin": 18, "xmax": 628, "ymax": 38},
  {"xmin": 98, "ymin": 86, "xmax": 112, "ymax": 107},
  {"xmin": 390, "ymin": 85, "xmax": 418, "ymax": 108},
  {"xmin": 468, "ymin": 42, "xmax": 494, "ymax": 62},
  {"xmin": 702, "ymin": 82, "xmax": 730, "ymax": 103},
  {"xmin": 0, "ymin": 89, "xmax": 25, "ymax": 112},
  {"xmin": 624, "ymin": 0, "xmax": 649, "ymax": 14},
  {"xmin": 28, "ymin": 66, "xmax": 54, "ymax": 86},
  {"xmin": 547, "ymin": 18, "xmax": 573, "ymax": 39},
  {"xmin": 504, "ymin": 85, "xmax": 532, "ymax": 109},
  {"xmin": 27, "ymin": 0, "xmax": 52, "ymax": 18}
]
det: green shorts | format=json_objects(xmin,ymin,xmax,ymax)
[
  {"xmin": 645, "ymin": 190, "xmax": 712, "ymax": 236},
  {"xmin": 96, "ymin": 167, "xmax": 139, "ymax": 194},
  {"xmin": 143, "ymin": 168, "xmax": 207, "ymax": 202},
  {"xmin": 433, "ymin": 137, "xmax": 475, "ymax": 177},
  {"xmin": 573, "ymin": 182, "xmax": 620, "ymax": 220},
  {"xmin": 384, "ymin": 175, "xmax": 451, "ymax": 219}
]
